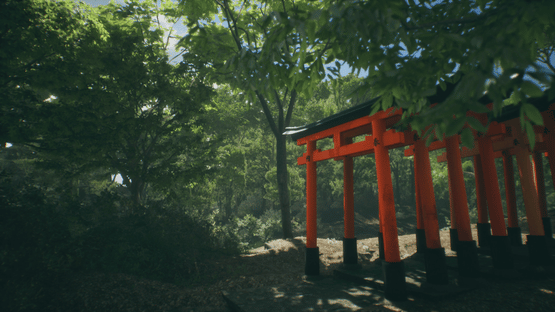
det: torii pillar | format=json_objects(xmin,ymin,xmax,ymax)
[
  {"xmin": 373, "ymin": 119, "xmax": 407, "ymax": 300},
  {"xmin": 305, "ymin": 141, "xmax": 319, "ymax": 275},
  {"xmin": 414, "ymin": 153, "xmax": 427, "ymax": 253},
  {"xmin": 473, "ymin": 154, "xmax": 492, "ymax": 247},
  {"xmin": 506, "ymin": 120, "xmax": 551, "ymax": 266},
  {"xmin": 445, "ymin": 135, "xmax": 480, "ymax": 278},
  {"xmin": 343, "ymin": 155, "xmax": 358, "ymax": 266},
  {"xmin": 448, "ymin": 169, "xmax": 458, "ymax": 251},
  {"xmin": 477, "ymin": 131, "xmax": 514, "ymax": 270},
  {"xmin": 414, "ymin": 137, "xmax": 449, "ymax": 285},
  {"xmin": 532, "ymin": 151, "xmax": 553, "ymax": 239},
  {"xmin": 502, "ymin": 150, "xmax": 523, "ymax": 246}
]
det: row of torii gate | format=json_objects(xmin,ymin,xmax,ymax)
[{"xmin": 284, "ymin": 86, "xmax": 555, "ymax": 301}]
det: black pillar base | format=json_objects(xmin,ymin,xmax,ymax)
[
  {"xmin": 490, "ymin": 235, "xmax": 514, "ymax": 270},
  {"xmin": 305, "ymin": 247, "xmax": 320, "ymax": 276},
  {"xmin": 450, "ymin": 228, "xmax": 459, "ymax": 251},
  {"xmin": 416, "ymin": 229, "xmax": 427, "ymax": 254},
  {"xmin": 456, "ymin": 240, "xmax": 480, "ymax": 278},
  {"xmin": 477, "ymin": 223, "xmax": 491, "ymax": 248},
  {"xmin": 343, "ymin": 237, "xmax": 358, "ymax": 265},
  {"xmin": 526, "ymin": 235, "xmax": 551, "ymax": 266},
  {"xmin": 382, "ymin": 261, "xmax": 407, "ymax": 301},
  {"xmin": 508, "ymin": 227, "xmax": 523, "ymax": 246},
  {"xmin": 424, "ymin": 247, "xmax": 449, "ymax": 285},
  {"xmin": 543, "ymin": 217, "xmax": 553, "ymax": 239},
  {"xmin": 378, "ymin": 232, "xmax": 385, "ymax": 260}
]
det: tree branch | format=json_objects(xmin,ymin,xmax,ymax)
[
  {"xmin": 284, "ymin": 89, "xmax": 297, "ymax": 128},
  {"xmin": 222, "ymin": 0, "xmax": 243, "ymax": 51},
  {"xmin": 255, "ymin": 90, "xmax": 279, "ymax": 137}
]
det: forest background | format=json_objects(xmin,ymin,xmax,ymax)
[{"xmin": 2, "ymin": 0, "xmax": 555, "ymax": 311}]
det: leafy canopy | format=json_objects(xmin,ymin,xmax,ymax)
[{"xmin": 271, "ymin": 0, "xmax": 555, "ymax": 148}]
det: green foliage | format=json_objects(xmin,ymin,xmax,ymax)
[
  {"xmin": 264, "ymin": 164, "xmax": 305, "ymax": 204},
  {"xmin": 227, "ymin": 209, "xmax": 292, "ymax": 250},
  {"xmin": 277, "ymin": 0, "xmax": 555, "ymax": 147},
  {"xmin": 0, "ymin": 165, "xmax": 242, "ymax": 311},
  {"xmin": 3, "ymin": 0, "xmax": 215, "ymax": 208},
  {"xmin": 0, "ymin": 172, "xmax": 72, "ymax": 312}
]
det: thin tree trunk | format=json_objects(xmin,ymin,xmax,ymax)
[
  {"xmin": 255, "ymin": 90, "xmax": 295, "ymax": 239},
  {"xmin": 276, "ymin": 134, "xmax": 293, "ymax": 238}
]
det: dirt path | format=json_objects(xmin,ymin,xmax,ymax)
[{"xmin": 52, "ymin": 227, "xmax": 555, "ymax": 311}]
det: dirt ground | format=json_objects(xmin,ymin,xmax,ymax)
[{"xmin": 52, "ymin": 223, "xmax": 555, "ymax": 312}]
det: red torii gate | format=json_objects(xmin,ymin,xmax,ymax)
[{"xmin": 285, "ymin": 92, "xmax": 554, "ymax": 301}]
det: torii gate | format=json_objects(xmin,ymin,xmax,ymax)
[{"xmin": 284, "ymin": 89, "xmax": 554, "ymax": 301}]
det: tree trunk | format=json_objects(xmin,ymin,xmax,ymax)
[
  {"xmin": 129, "ymin": 178, "xmax": 145, "ymax": 213},
  {"xmin": 276, "ymin": 134, "xmax": 293, "ymax": 238}
]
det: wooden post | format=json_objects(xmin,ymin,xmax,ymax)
[
  {"xmin": 343, "ymin": 156, "xmax": 357, "ymax": 265},
  {"xmin": 445, "ymin": 135, "xmax": 480, "ymax": 278},
  {"xmin": 533, "ymin": 152, "xmax": 552, "ymax": 239},
  {"xmin": 372, "ymin": 119, "xmax": 406, "ymax": 300},
  {"xmin": 414, "ymin": 154, "xmax": 426, "ymax": 253},
  {"xmin": 513, "ymin": 140, "xmax": 550, "ymax": 265},
  {"xmin": 305, "ymin": 141, "xmax": 319, "ymax": 275},
  {"xmin": 502, "ymin": 151, "xmax": 522, "ymax": 246},
  {"xmin": 473, "ymin": 155, "xmax": 491, "ymax": 247},
  {"xmin": 414, "ymin": 138, "xmax": 448, "ymax": 284},
  {"xmin": 477, "ymin": 135, "xmax": 513, "ymax": 269},
  {"xmin": 448, "ymin": 168, "xmax": 458, "ymax": 251}
]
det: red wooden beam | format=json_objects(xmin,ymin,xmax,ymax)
[
  {"xmin": 296, "ymin": 108, "xmax": 403, "ymax": 146},
  {"xmin": 297, "ymin": 127, "xmax": 409, "ymax": 165}
]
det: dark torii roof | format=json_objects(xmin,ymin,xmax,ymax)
[{"xmin": 284, "ymin": 80, "xmax": 552, "ymax": 142}]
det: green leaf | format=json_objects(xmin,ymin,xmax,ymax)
[
  {"xmin": 425, "ymin": 127, "xmax": 436, "ymax": 146},
  {"xmin": 445, "ymin": 116, "xmax": 466, "ymax": 137},
  {"xmin": 525, "ymin": 120, "xmax": 536, "ymax": 151},
  {"xmin": 422, "ymin": 127, "xmax": 434, "ymax": 142},
  {"xmin": 466, "ymin": 116, "xmax": 488, "ymax": 133},
  {"xmin": 381, "ymin": 93, "xmax": 393, "ymax": 110},
  {"xmin": 461, "ymin": 128, "xmax": 474, "ymax": 149},
  {"xmin": 520, "ymin": 81, "xmax": 543, "ymax": 98},
  {"xmin": 439, "ymin": 80, "xmax": 446, "ymax": 91},
  {"xmin": 522, "ymin": 103, "xmax": 544, "ymax": 126}
]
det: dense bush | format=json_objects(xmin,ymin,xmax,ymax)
[
  {"xmin": 0, "ymin": 170, "xmax": 242, "ymax": 311},
  {"xmin": 227, "ymin": 208, "xmax": 299, "ymax": 250},
  {"xmin": 0, "ymin": 172, "xmax": 73, "ymax": 311}
]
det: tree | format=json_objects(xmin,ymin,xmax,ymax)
[
  {"xmin": 5, "ymin": 0, "xmax": 214, "ymax": 209},
  {"xmin": 275, "ymin": 0, "xmax": 555, "ymax": 148},
  {"xmin": 178, "ymin": 0, "xmax": 331, "ymax": 238},
  {"xmin": 0, "ymin": 0, "xmax": 106, "ymax": 145},
  {"xmin": 202, "ymin": 84, "xmax": 275, "ymax": 221}
]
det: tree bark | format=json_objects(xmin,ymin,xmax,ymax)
[
  {"xmin": 276, "ymin": 133, "xmax": 293, "ymax": 238},
  {"xmin": 129, "ymin": 177, "xmax": 145, "ymax": 213},
  {"xmin": 256, "ymin": 90, "xmax": 295, "ymax": 239}
]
